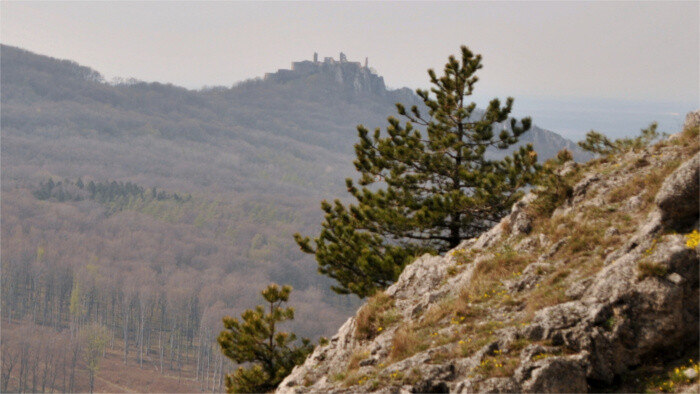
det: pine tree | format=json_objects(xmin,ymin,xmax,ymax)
[
  {"xmin": 295, "ymin": 46, "xmax": 541, "ymax": 298},
  {"xmin": 578, "ymin": 122, "xmax": 660, "ymax": 156},
  {"xmin": 218, "ymin": 284, "xmax": 313, "ymax": 393}
]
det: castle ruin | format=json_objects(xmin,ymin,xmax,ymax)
[{"xmin": 263, "ymin": 52, "xmax": 384, "ymax": 94}]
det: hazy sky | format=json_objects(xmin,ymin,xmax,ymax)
[{"xmin": 1, "ymin": 1, "xmax": 698, "ymax": 137}]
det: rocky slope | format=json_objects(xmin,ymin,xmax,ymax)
[{"xmin": 278, "ymin": 112, "xmax": 700, "ymax": 393}]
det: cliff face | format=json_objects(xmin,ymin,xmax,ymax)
[{"xmin": 278, "ymin": 112, "xmax": 700, "ymax": 393}]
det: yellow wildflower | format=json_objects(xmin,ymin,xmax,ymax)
[{"xmin": 685, "ymin": 230, "xmax": 700, "ymax": 249}]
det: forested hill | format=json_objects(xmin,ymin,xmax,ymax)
[
  {"xmin": 1, "ymin": 44, "xmax": 413, "ymax": 196},
  {"xmin": 0, "ymin": 44, "xmax": 587, "ymax": 392},
  {"xmin": 1, "ymin": 44, "xmax": 586, "ymax": 193}
]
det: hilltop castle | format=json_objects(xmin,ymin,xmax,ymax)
[{"xmin": 264, "ymin": 52, "xmax": 386, "ymax": 95}]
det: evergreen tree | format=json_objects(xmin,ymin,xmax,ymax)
[
  {"xmin": 218, "ymin": 284, "xmax": 313, "ymax": 393},
  {"xmin": 88, "ymin": 180, "xmax": 96, "ymax": 197},
  {"xmin": 578, "ymin": 122, "xmax": 660, "ymax": 156},
  {"xmin": 295, "ymin": 46, "xmax": 541, "ymax": 297}
]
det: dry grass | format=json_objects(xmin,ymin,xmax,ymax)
[
  {"xmin": 450, "ymin": 320, "xmax": 504, "ymax": 359},
  {"xmin": 608, "ymin": 154, "xmax": 683, "ymax": 211},
  {"xmin": 464, "ymin": 249, "xmax": 532, "ymax": 301},
  {"xmin": 637, "ymin": 261, "xmax": 668, "ymax": 280},
  {"xmin": 508, "ymin": 337, "xmax": 532, "ymax": 353},
  {"xmin": 501, "ymin": 217, "xmax": 513, "ymax": 235},
  {"xmin": 534, "ymin": 213, "xmax": 573, "ymax": 247},
  {"xmin": 419, "ymin": 300, "xmax": 455, "ymax": 328},
  {"xmin": 669, "ymin": 125, "xmax": 700, "ymax": 151},
  {"xmin": 608, "ymin": 168, "xmax": 668, "ymax": 206},
  {"xmin": 457, "ymin": 334, "xmax": 495, "ymax": 358},
  {"xmin": 567, "ymin": 227, "xmax": 604, "ymax": 255},
  {"xmin": 474, "ymin": 354, "xmax": 519, "ymax": 378},
  {"xmin": 524, "ymin": 282, "xmax": 569, "ymax": 320},
  {"xmin": 355, "ymin": 291, "xmax": 395, "ymax": 340},
  {"xmin": 347, "ymin": 349, "xmax": 371, "ymax": 371},
  {"xmin": 608, "ymin": 173, "xmax": 648, "ymax": 203},
  {"xmin": 339, "ymin": 370, "xmax": 368, "ymax": 387},
  {"xmin": 336, "ymin": 348, "xmax": 373, "ymax": 387},
  {"xmin": 451, "ymin": 248, "xmax": 478, "ymax": 265},
  {"xmin": 389, "ymin": 326, "xmax": 428, "ymax": 362},
  {"xmin": 544, "ymin": 267, "xmax": 571, "ymax": 286},
  {"xmin": 576, "ymin": 256, "xmax": 605, "ymax": 279},
  {"xmin": 537, "ymin": 211, "xmax": 620, "ymax": 280},
  {"xmin": 415, "ymin": 293, "xmax": 483, "ymax": 330}
]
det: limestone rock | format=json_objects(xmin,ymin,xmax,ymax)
[
  {"xmin": 385, "ymin": 254, "xmax": 447, "ymax": 300},
  {"xmin": 277, "ymin": 134, "xmax": 699, "ymax": 393},
  {"xmin": 510, "ymin": 193, "xmax": 537, "ymax": 236},
  {"xmin": 684, "ymin": 110, "xmax": 700, "ymax": 130},
  {"xmin": 655, "ymin": 151, "xmax": 700, "ymax": 230},
  {"xmin": 684, "ymin": 368, "xmax": 698, "ymax": 380},
  {"xmin": 517, "ymin": 357, "xmax": 588, "ymax": 393}
]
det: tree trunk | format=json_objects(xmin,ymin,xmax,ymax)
[
  {"xmin": 159, "ymin": 332, "xmax": 164, "ymax": 374},
  {"xmin": 123, "ymin": 302, "xmax": 130, "ymax": 365},
  {"xmin": 69, "ymin": 340, "xmax": 79, "ymax": 393}
]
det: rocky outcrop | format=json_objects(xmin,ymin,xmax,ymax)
[
  {"xmin": 685, "ymin": 110, "xmax": 700, "ymax": 130},
  {"xmin": 278, "ymin": 116, "xmax": 699, "ymax": 393},
  {"xmin": 655, "ymin": 152, "xmax": 700, "ymax": 229}
]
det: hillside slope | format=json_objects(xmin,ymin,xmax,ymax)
[{"xmin": 278, "ymin": 113, "xmax": 699, "ymax": 393}]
